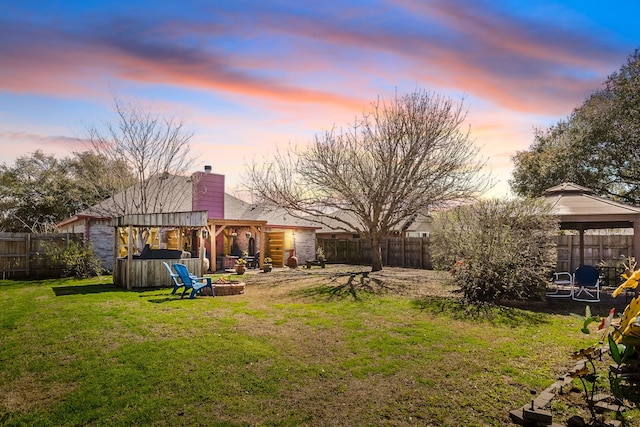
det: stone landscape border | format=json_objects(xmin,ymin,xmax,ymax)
[{"xmin": 509, "ymin": 347, "xmax": 624, "ymax": 427}]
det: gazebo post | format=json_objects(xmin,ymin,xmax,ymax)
[
  {"xmin": 634, "ymin": 220, "xmax": 640, "ymax": 269},
  {"xmin": 579, "ymin": 227, "xmax": 585, "ymax": 266}
]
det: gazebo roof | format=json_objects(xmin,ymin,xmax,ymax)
[{"xmin": 543, "ymin": 182, "xmax": 640, "ymax": 229}]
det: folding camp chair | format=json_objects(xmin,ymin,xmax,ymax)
[
  {"xmin": 572, "ymin": 265, "xmax": 601, "ymax": 303},
  {"xmin": 546, "ymin": 271, "xmax": 574, "ymax": 298}
]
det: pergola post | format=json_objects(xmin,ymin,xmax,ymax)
[{"xmin": 127, "ymin": 224, "xmax": 133, "ymax": 290}]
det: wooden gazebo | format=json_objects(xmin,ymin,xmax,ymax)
[
  {"xmin": 544, "ymin": 183, "xmax": 640, "ymax": 268},
  {"xmin": 112, "ymin": 211, "xmax": 208, "ymax": 290}
]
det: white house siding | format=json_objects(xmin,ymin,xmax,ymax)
[{"xmin": 263, "ymin": 227, "xmax": 316, "ymax": 264}]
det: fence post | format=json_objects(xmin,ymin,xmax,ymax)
[
  {"xmin": 387, "ymin": 239, "xmax": 390, "ymax": 265},
  {"xmin": 25, "ymin": 233, "xmax": 30, "ymax": 278}
]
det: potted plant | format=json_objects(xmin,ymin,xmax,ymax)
[
  {"xmin": 235, "ymin": 257, "xmax": 247, "ymax": 275},
  {"xmin": 263, "ymin": 257, "xmax": 273, "ymax": 273}
]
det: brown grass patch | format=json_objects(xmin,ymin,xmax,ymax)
[{"xmin": 1, "ymin": 372, "xmax": 74, "ymax": 415}]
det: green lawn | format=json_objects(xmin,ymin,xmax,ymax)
[{"xmin": 0, "ymin": 269, "xmax": 637, "ymax": 426}]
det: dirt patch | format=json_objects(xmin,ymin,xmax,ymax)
[{"xmin": 240, "ymin": 264, "xmax": 456, "ymax": 300}]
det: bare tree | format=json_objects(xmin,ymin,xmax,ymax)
[
  {"xmin": 246, "ymin": 90, "xmax": 489, "ymax": 271},
  {"xmin": 82, "ymin": 97, "xmax": 195, "ymax": 217}
]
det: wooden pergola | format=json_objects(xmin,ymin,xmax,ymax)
[{"xmin": 544, "ymin": 183, "xmax": 640, "ymax": 267}]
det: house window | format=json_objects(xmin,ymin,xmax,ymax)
[{"xmin": 352, "ymin": 234, "xmax": 360, "ymax": 239}]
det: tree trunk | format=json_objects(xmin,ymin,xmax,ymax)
[{"xmin": 370, "ymin": 234, "xmax": 383, "ymax": 272}]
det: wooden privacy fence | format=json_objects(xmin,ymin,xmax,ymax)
[
  {"xmin": 0, "ymin": 232, "xmax": 84, "ymax": 279},
  {"xmin": 317, "ymin": 237, "xmax": 432, "ymax": 269},
  {"xmin": 556, "ymin": 233, "xmax": 634, "ymax": 287},
  {"xmin": 319, "ymin": 234, "xmax": 633, "ymax": 277},
  {"xmin": 556, "ymin": 234, "xmax": 634, "ymax": 272}
]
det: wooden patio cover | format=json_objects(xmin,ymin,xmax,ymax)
[
  {"xmin": 205, "ymin": 219, "xmax": 268, "ymax": 268},
  {"xmin": 543, "ymin": 183, "xmax": 640, "ymax": 266}
]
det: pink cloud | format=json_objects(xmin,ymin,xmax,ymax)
[
  {"xmin": 0, "ymin": 20, "xmax": 365, "ymax": 113},
  {"xmin": 0, "ymin": 132, "xmax": 82, "ymax": 148},
  {"xmin": 245, "ymin": 0, "xmax": 621, "ymax": 113},
  {"xmin": 1, "ymin": 1, "xmax": 624, "ymax": 121},
  {"xmin": 412, "ymin": 0, "xmax": 616, "ymax": 69}
]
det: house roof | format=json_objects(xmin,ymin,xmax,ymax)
[
  {"xmin": 76, "ymin": 174, "xmax": 193, "ymax": 217},
  {"xmin": 311, "ymin": 209, "xmax": 364, "ymax": 234},
  {"xmin": 311, "ymin": 209, "xmax": 432, "ymax": 234},
  {"xmin": 57, "ymin": 172, "xmax": 319, "ymax": 230},
  {"xmin": 224, "ymin": 193, "xmax": 320, "ymax": 229}
]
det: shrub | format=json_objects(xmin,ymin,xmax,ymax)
[
  {"xmin": 430, "ymin": 198, "xmax": 559, "ymax": 303},
  {"xmin": 44, "ymin": 241, "xmax": 104, "ymax": 278}
]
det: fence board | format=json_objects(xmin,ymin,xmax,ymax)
[
  {"xmin": 317, "ymin": 236, "xmax": 432, "ymax": 269},
  {"xmin": 320, "ymin": 233, "xmax": 628, "ymax": 274},
  {"xmin": 556, "ymin": 234, "xmax": 634, "ymax": 273},
  {"xmin": 0, "ymin": 232, "xmax": 84, "ymax": 279}
]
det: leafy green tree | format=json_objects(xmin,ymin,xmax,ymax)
[
  {"xmin": 0, "ymin": 150, "xmax": 135, "ymax": 232},
  {"xmin": 66, "ymin": 151, "xmax": 136, "ymax": 209},
  {"xmin": 0, "ymin": 151, "xmax": 76, "ymax": 232},
  {"xmin": 511, "ymin": 49, "xmax": 640, "ymax": 203},
  {"xmin": 430, "ymin": 198, "xmax": 558, "ymax": 303}
]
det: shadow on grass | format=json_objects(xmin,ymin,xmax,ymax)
[
  {"xmin": 53, "ymin": 283, "xmax": 122, "ymax": 296},
  {"xmin": 504, "ymin": 294, "xmax": 631, "ymax": 317},
  {"xmin": 412, "ymin": 295, "xmax": 551, "ymax": 327},
  {"xmin": 144, "ymin": 292, "xmax": 215, "ymax": 303},
  {"xmin": 293, "ymin": 271, "xmax": 392, "ymax": 301},
  {"xmin": 52, "ymin": 283, "xmax": 208, "ymax": 304},
  {"xmin": 147, "ymin": 296, "xmax": 181, "ymax": 304},
  {"xmin": 137, "ymin": 288, "xmax": 218, "ymax": 303}
]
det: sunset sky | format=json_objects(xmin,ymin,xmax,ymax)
[{"xmin": 1, "ymin": 0, "xmax": 638, "ymax": 198}]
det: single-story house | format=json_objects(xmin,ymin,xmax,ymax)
[
  {"xmin": 313, "ymin": 210, "xmax": 433, "ymax": 240},
  {"xmin": 57, "ymin": 166, "xmax": 320, "ymax": 272}
]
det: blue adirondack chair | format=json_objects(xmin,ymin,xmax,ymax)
[
  {"xmin": 172, "ymin": 263, "xmax": 214, "ymax": 299},
  {"xmin": 163, "ymin": 261, "xmax": 184, "ymax": 295}
]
